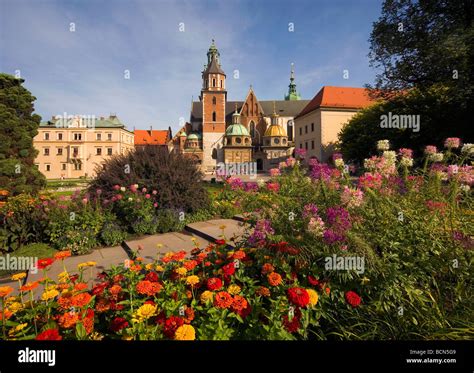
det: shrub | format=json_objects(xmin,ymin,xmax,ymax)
[
  {"xmin": 88, "ymin": 147, "xmax": 209, "ymax": 213},
  {"xmin": 100, "ymin": 221, "xmax": 127, "ymax": 247}
]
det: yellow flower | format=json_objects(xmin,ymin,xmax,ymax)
[
  {"xmin": 58, "ymin": 271, "xmax": 69, "ymax": 283},
  {"xmin": 307, "ymin": 289, "xmax": 319, "ymax": 306},
  {"xmin": 361, "ymin": 277, "xmax": 370, "ymax": 285},
  {"xmin": 41, "ymin": 289, "xmax": 59, "ymax": 301},
  {"xmin": 11, "ymin": 272, "xmax": 27, "ymax": 281},
  {"xmin": 156, "ymin": 244, "xmax": 163, "ymax": 248},
  {"xmin": 86, "ymin": 261, "xmax": 97, "ymax": 266},
  {"xmin": 174, "ymin": 324, "xmax": 195, "ymax": 340},
  {"xmin": 175, "ymin": 267, "xmax": 187, "ymax": 276},
  {"xmin": 228, "ymin": 284, "xmax": 241, "ymax": 295},
  {"xmin": 145, "ymin": 263, "xmax": 154, "ymax": 271},
  {"xmin": 200, "ymin": 290, "xmax": 213, "ymax": 303},
  {"xmin": 219, "ymin": 225, "xmax": 227, "ymax": 230},
  {"xmin": 78, "ymin": 261, "xmax": 97, "ymax": 269},
  {"xmin": 9, "ymin": 302, "xmax": 23, "ymax": 313},
  {"xmin": 134, "ymin": 303, "xmax": 157, "ymax": 322},
  {"xmin": 186, "ymin": 275, "xmax": 199, "ymax": 286},
  {"xmin": 227, "ymin": 251, "xmax": 235, "ymax": 258},
  {"xmin": 155, "ymin": 265, "xmax": 164, "ymax": 272},
  {"xmin": 9, "ymin": 322, "xmax": 28, "ymax": 336}
]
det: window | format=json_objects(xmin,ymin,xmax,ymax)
[
  {"xmin": 299, "ymin": 143, "xmax": 303, "ymax": 149},
  {"xmin": 44, "ymin": 148, "xmax": 50, "ymax": 156},
  {"xmin": 212, "ymin": 112, "xmax": 216, "ymax": 122},
  {"xmin": 57, "ymin": 133, "xmax": 63, "ymax": 140},
  {"xmin": 45, "ymin": 164, "xmax": 51, "ymax": 172},
  {"xmin": 220, "ymin": 80, "xmax": 223, "ymax": 88},
  {"xmin": 299, "ymin": 128, "xmax": 302, "ymax": 136},
  {"xmin": 282, "ymin": 139, "xmax": 287, "ymax": 145},
  {"xmin": 74, "ymin": 163, "xmax": 82, "ymax": 171},
  {"xmin": 62, "ymin": 164, "xmax": 67, "ymax": 170},
  {"xmin": 44, "ymin": 133, "xmax": 50, "ymax": 140},
  {"xmin": 212, "ymin": 96, "xmax": 216, "ymax": 105},
  {"xmin": 96, "ymin": 148, "xmax": 102, "ymax": 156},
  {"xmin": 249, "ymin": 121, "xmax": 255, "ymax": 138},
  {"xmin": 96, "ymin": 133, "xmax": 102, "ymax": 141},
  {"xmin": 72, "ymin": 147, "xmax": 79, "ymax": 157},
  {"xmin": 287, "ymin": 121, "xmax": 293, "ymax": 141},
  {"xmin": 107, "ymin": 148, "xmax": 113, "ymax": 156},
  {"xmin": 311, "ymin": 123, "xmax": 314, "ymax": 132},
  {"xmin": 235, "ymin": 137, "xmax": 242, "ymax": 144},
  {"xmin": 305, "ymin": 125, "xmax": 308, "ymax": 134},
  {"xmin": 311, "ymin": 140, "xmax": 315, "ymax": 149},
  {"xmin": 213, "ymin": 78, "xmax": 216, "ymax": 87},
  {"xmin": 107, "ymin": 133, "xmax": 112, "ymax": 141},
  {"xmin": 57, "ymin": 148, "xmax": 63, "ymax": 155},
  {"xmin": 274, "ymin": 138, "xmax": 280, "ymax": 145},
  {"xmin": 73, "ymin": 133, "xmax": 82, "ymax": 141},
  {"xmin": 305, "ymin": 142, "xmax": 308, "ymax": 150}
]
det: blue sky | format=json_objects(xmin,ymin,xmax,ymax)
[{"xmin": 0, "ymin": 0, "xmax": 383, "ymax": 132}]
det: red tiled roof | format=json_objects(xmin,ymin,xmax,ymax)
[
  {"xmin": 134, "ymin": 130, "xmax": 169, "ymax": 145},
  {"xmin": 295, "ymin": 86, "xmax": 375, "ymax": 119}
]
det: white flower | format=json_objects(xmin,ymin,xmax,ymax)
[
  {"xmin": 257, "ymin": 179, "xmax": 266, "ymax": 187},
  {"xmin": 461, "ymin": 143, "xmax": 474, "ymax": 155},
  {"xmin": 429, "ymin": 153, "xmax": 444, "ymax": 162},
  {"xmin": 377, "ymin": 139, "xmax": 390, "ymax": 151},
  {"xmin": 400, "ymin": 157, "xmax": 413, "ymax": 167},
  {"xmin": 120, "ymin": 187, "xmax": 126, "ymax": 192},
  {"xmin": 334, "ymin": 158, "xmax": 345, "ymax": 168},
  {"xmin": 382, "ymin": 150, "xmax": 397, "ymax": 164},
  {"xmin": 128, "ymin": 197, "xmax": 133, "ymax": 201},
  {"xmin": 460, "ymin": 184, "xmax": 471, "ymax": 192}
]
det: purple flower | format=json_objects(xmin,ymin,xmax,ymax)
[
  {"xmin": 295, "ymin": 148, "xmax": 306, "ymax": 159},
  {"xmin": 244, "ymin": 182, "xmax": 258, "ymax": 192},
  {"xmin": 308, "ymin": 158, "xmax": 319, "ymax": 167},
  {"xmin": 302, "ymin": 203, "xmax": 319, "ymax": 219},
  {"xmin": 326, "ymin": 206, "xmax": 352, "ymax": 231},
  {"xmin": 323, "ymin": 229, "xmax": 345, "ymax": 244},
  {"xmin": 96, "ymin": 189, "xmax": 102, "ymax": 196},
  {"xmin": 332, "ymin": 153, "xmax": 343, "ymax": 161},
  {"xmin": 248, "ymin": 219, "xmax": 274, "ymax": 246},
  {"xmin": 310, "ymin": 163, "xmax": 332, "ymax": 182}
]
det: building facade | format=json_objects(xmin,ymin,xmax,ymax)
[
  {"xmin": 294, "ymin": 86, "xmax": 375, "ymax": 162},
  {"xmin": 134, "ymin": 127, "xmax": 172, "ymax": 150},
  {"xmin": 34, "ymin": 114, "xmax": 134, "ymax": 179},
  {"xmin": 169, "ymin": 40, "xmax": 309, "ymax": 173}
]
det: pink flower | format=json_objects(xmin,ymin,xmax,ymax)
[
  {"xmin": 42, "ymin": 200, "xmax": 48, "ymax": 206},
  {"xmin": 145, "ymin": 194, "xmax": 151, "ymax": 199},
  {"xmin": 113, "ymin": 185, "xmax": 121, "ymax": 191},
  {"xmin": 116, "ymin": 194, "xmax": 123, "ymax": 200},
  {"xmin": 266, "ymin": 182, "xmax": 280, "ymax": 192},
  {"xmin": 447, "ymin": 165, "xmax": 459, "ymax": 177},
  {"xmin": 142, "ymin": 187, "xmax": 147, "ymax": 193},
  {"xmin": 398, "ymin": 148, "xmax": 413, "ymax": 159},
  {"xmin": 269, "ymin": 168, "xmax": 281, "ymax": 177},
  {"xmin": 286, "ymin": 157, "xmax": 296, "ymax": 167},
  {"xmin": 341, "ymin": 186, "xmax": 364, "ymax": 208},
  {"xmin": 130, "ymin": 184, "xmax": 138, "ymax": 193},
  {"xmin": 82, "ymin": 198, "xmax": 88, "ymax": 204},
  {"xmin": 444, "ymin": 138, "xmax": 461, "ymax": 149},
  {"xmin": 96, "ymin": 189, "xmax": 102, "ymax": 195},
  {"xmin": 59, "ymin": 205, "xmax": 67, "ymax": 210},
  {"xmin": 424, "ymin": 145, "xmax": 437, "ymax": 155},
  {"xmin": 153, "ymin": 203, "xmax": 158, "ymax": 208},
  {"xmin": 152, "ymin": 190, "xmax": 158, "ymax": 195}
]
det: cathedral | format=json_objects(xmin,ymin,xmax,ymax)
[{"xmin": 169, "ymin": 40, "xmax": 309, "ymax": 174}]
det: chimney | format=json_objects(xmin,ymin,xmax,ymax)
[{"xmin": 149, "ymin": 125, "xmax": 152, "ymax": 135}]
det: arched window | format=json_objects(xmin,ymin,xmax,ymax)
[
  {"xmin": 220, "ymin": 80, "xmax": 223, "ymax": 88},
  {"xmin": 212, "ymin": 96, "xmax": 216, "ymax": 105},
  {"xmin": 213, "ymin": 78, "xmax": 216, "ymax": 87},
  {"xmin": 287, "ymin": 120, "xmax": 294, "ymax": 141},
  {"xmin": 255, "ymin": 104, "xmax": 258, "ymax": 114},
  {"xmin": 212, "ymin": 112, "xmax": 216, "ymax": 122},
  {"xmin": 249, "ymin": 121, "xmax": 255, "ymax": 138},
  {"xmin": 206, "ymin": 79, "xmax": 208, "ymax": 88}
]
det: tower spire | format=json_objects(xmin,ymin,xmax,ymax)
[{"xmin": 285, "ymin": 63, "xmax": 301, "ymax": 101}]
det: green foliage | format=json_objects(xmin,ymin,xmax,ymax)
[
  {"xmin": 100, "ymin": 220, "xmax": 127, "ymax": 247},
  {"xmin": 88, "ymin": 147, "xmax": 210, "ymax": 213},
  {"xmin": 0, "ymin": 74, "xmax": 46, "ymax": 195}
]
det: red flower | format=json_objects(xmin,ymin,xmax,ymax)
[
  {"xmin": 287, "ymin": 287, "xmax": 310, "ymax": 308},
  {"xmin": 308, "ymin": 275, "xmax": 319, "ymax": 286},
  {"xmin": 164, "ymin": 316, "xmax": 184, "ymax": 338},
  {"xmin": 345, "ymin": 291, "xmax": 361, "ymax": 308},
  {"xmin": 36, "ymin": 328, "xmax": 62, "ymax": 340},
  {"xmin": 215, "ymin": 239, "xmax": 226, "ymax": 246},
  {"xmin": 110, "ymin": 317, "xmax": 129, "ymax": 332},
  {"xmin": 145, "ymin": 272, "xmax": 159, "ymax": 282},
  {"xmin": 207, "ymin": 277, "xmax": 223, "ymax": 291},
  {"xmin": 37, "ymin": 258, "xmax": 55, "ymax": 270},
  {"xmin": 231, "ymin": 295, "xmax": 251, "ymax": 318},
  {"xmin": 91, "ymin": 282, "xmax": 108, "ymax": 296},
  {"xmin": 214, "ymin": 291, "xmax": 233, "ymax": 309},
  {"xmin": 136, "ymin": 280, "xmax": 162, "ymax": 296},
  {"xmin": 282, "ymin": 308, "xmax": 302, "ymax": 333},
  {"xmin": 222, "ymin": 262, "xmax": 235, "ymax": 276}
]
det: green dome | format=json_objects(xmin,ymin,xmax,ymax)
[
  {"xmin": 179, "ymin": 132, "xmax": 187, "ymax": 137},
  {"xmin": 187, "ymin": 133, "xmax": 199, "ymax": 140},
  {"xmin": 226, "ymin": 124, "xmax": 250, "ymax": 136}
]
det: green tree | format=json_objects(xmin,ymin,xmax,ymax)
[{"xmin": 0, "ymin": 73, "xmax": 46, "ymax": 195}]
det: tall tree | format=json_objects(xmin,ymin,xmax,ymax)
[
  {"xmin": 0, "ymin": 73, "xmax": 46, "ymax": 195},
  {"xmin": 368, "ymin": 0, "xmax": 473, "ymax": 106}
]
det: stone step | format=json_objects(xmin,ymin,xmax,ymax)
[{"xmin": 185, "ymin": 218, "xmax": 250, "ymax": 247}]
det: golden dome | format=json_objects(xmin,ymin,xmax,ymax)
[{"xmin": 264, "ymin": 124, "xmax": 287, "ymax": 137}]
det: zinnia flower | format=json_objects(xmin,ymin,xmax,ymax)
[
  {"xmin": 110, "ymin": 317, "xmax": 129, "ymax": 332},
  {"xmin": 227, "ymin": 284, "xmax": 241, "ymax": 295},
  {"xmin": 54, "ymin": 251, "xmax": 72, "ymax": 260},
  {"xmin": 256, "ymin": 286, "xmax": 270, "ymax": 297},
  {"xmin": 306, "ymin": 289, "xmax": 319, "ymax": 306},
  {"xmin": 11, "ymin": 273, "xmax": 26, "ymax": 281},
  {"xmin": 71, "ymin": 292, "xmax": 92, "ymax": 308},
  {"xmin": 164, "ymin": 316, "xmax": 184, "ymax": 338},
  {"xmin": 214, "ymin": 291, "xmax": 233, "ymax": 309},
  {"xmin": 268, "ymin": 272, "xmax": 282, "ymax": 286},
  {"xmin": 287, "ymin": 287, "xmax": 310, "ymax": 308},
  {"xmin": 37, "ymin": 258, "xmax": 55, "ymax": 270},
  {"xmin": 174, "ymin": 324, "xmax": 195, "ymax": 340},
  {"xmin": 136, "ymin": 280, "xmax": 162, "ymax": 296},
  {"xmin": 444, "ymin": 137, "xmax": 461, "ymax": 149},
  {"xmin": 41, "ymin": 289, "xmax": 59, "ymax": 301},
  {"xmin": 345, "ymin": 290, "xmax": 361, "ymax": 307},
  {"xmin": 207, "ymin": 277, "xmax": 223, "ymax": 291},
  {"xmin": 186, "ymin": 275, "xmax": 200, "ymax": 287},
  {"xmin": 36, "ymin": 329, "xmax": 62, "ymax": 340},
  {"xmin": 134, "ymin": 303, "xmax": 157, "ymax": 321},
  {"xmin": 200, "ymin": 290, "xmax": 214, "ymax": 303}
]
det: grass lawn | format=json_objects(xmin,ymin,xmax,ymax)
[{"xmin": 0, "ymin": 243, "xmax": 56, "ymax": 279}]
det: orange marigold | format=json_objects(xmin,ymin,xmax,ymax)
[
  {"xmin": 261, "ymin": 263, "xmax": 275, "ymax": 274},
  {"xmin": 214, "ymin": 291, "xmax": 233, "ymax": 309},
  {"xmin": 0, "ymin": 309, "xmax": 13, "ymax": 321},
  {"xmin": 268, "ymin": 272, "xmax": 282, "ymax": 286},
  {"xmin": 54, "ymin": 251, "xmax": 72, "ymax": 260},
  {"xmin": 232, "ymin": 250, "xmax": 246, "ymax": 260},
  {"xmin": 183, "ymin": 260, "xmax": 198, "ymax": 271},
  {"xmin": 95, "ymin": 298, "xmax": 110, "ymax": 313},
  {"xmin": 57, "ymin": 294, "xmax": 73, "ymax": 310},
  {"xmin": 136, "ymin": 280, "xmax": 162, "ymax": 296},
  {"xmin": 58, "ymin": 312, "xmax": 79, "ymax": 329},
  {"xmin": 256, "ymin": 286, "xmax": 270, "ymax": 297},
  {"xmin": 74, "ymin": 283, "xmax": 88, "ymax": 292},
  {"xmin": 20, "ymin": 282, "xmax": 39, "ymax": 292},
  {"xmin": 71, "ymin": 292, "xmax": 92, "ymax": 308},
  {"xmin": 0, "ymin": 286, "xmax": 13, "ymax": 298},
  {"xmin": 231, "ymin": 295, "xmax": 248, "ymax": 312},
  {"xmin": 109, "ymin": 285, "xmax": 122, "ymax": 299}
]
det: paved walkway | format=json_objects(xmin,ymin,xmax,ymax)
[{"xmin": 1, "ymin": 218, "xmax": 249, "ymax": 295}]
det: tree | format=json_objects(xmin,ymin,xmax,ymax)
[{"xmin": 0, "ymin": 74, "xmax": 46, "ymax": 195}]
